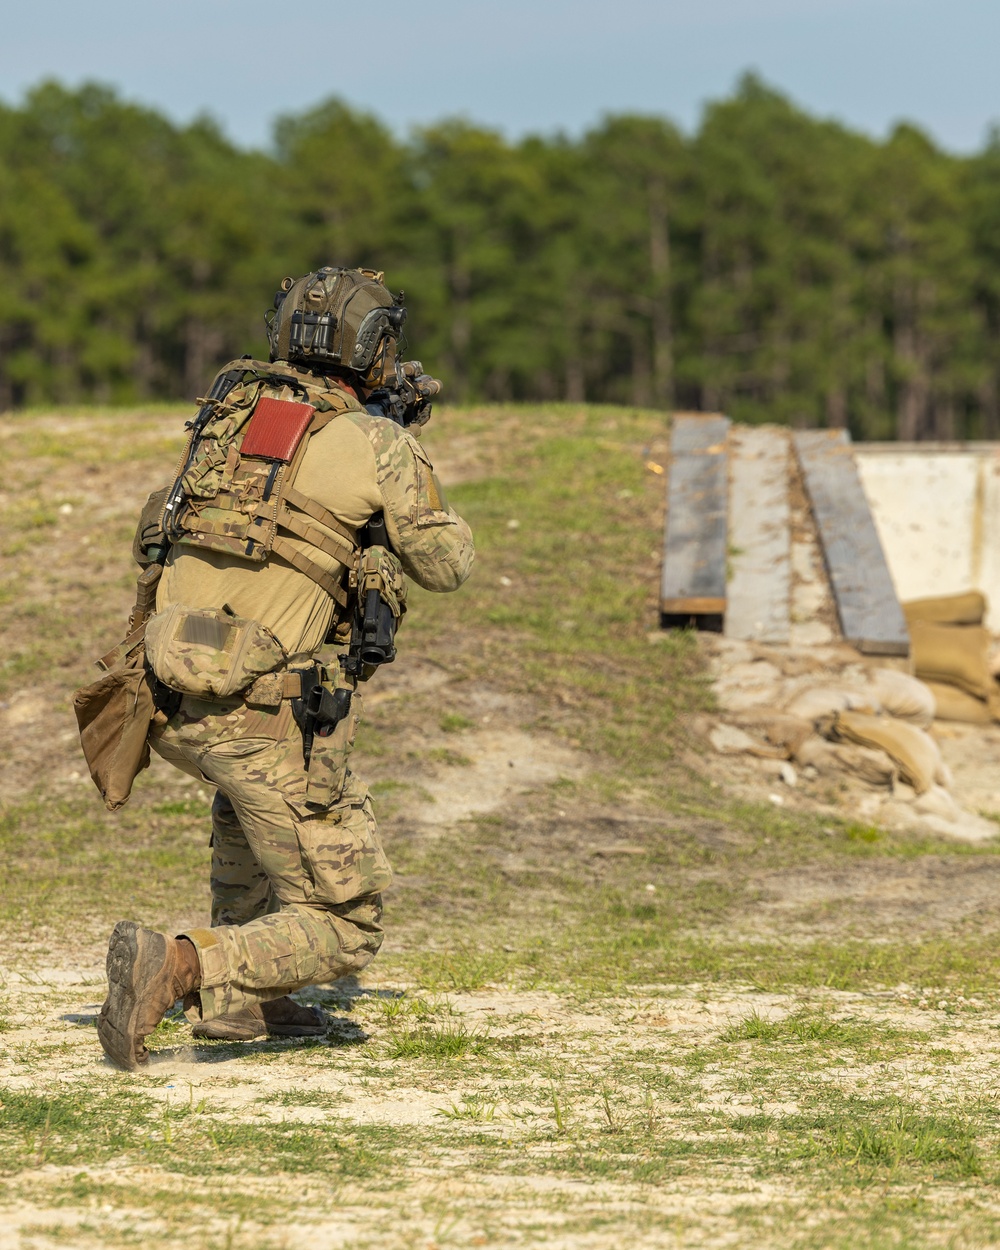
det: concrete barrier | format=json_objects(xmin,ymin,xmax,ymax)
[{"xmin": 855, "ymin": 443, "xmax": 1000, "ymax": 631}]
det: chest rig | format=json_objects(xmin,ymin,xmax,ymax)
[{"xmin": 160, "ymin": 359, "xmax": 361, "ymax": 612}]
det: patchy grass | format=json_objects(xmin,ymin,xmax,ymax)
[
  {"xmin": 0, "ymin": 1086, "xmax": 155, "ymax": 1170},
  {"xmin": 719, "ymin": 1007, "xmax": 924, "ymax": 1055},
  {"xmin": 403, "ymin": 405, "xmax": 708, "ymax": 772},
  {"xmin": 3, "ymin": 974, "xmax": 1000, "ymax": 1247},
  {"xmin": 384, "ymin": 1020, "xmax": 497, "ymax": 1060},
  {"xmin": 0, "ymin": 792, "xmax": 210, "ymax": 939},
  {"xmin": 5, "ymin": 975, "xmax": 1000, "ymax": 1234}
]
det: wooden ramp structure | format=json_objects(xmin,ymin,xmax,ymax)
[
  {"xmin": 660, "ymin": 418, "xmax": 910, "ymax": 656},
  {"xmin": 794, "ymin": 430, "xmax": 909, "ymax": 655},
  {"xmin": 660, "ymin": 413, "xmax": 730, "ymax": 631}
]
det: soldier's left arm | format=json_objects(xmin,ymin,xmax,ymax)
[{"xmin": 371, "ymin": 427, "xmax": 475, "ymax": 592}]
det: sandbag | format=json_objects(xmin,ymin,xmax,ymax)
[
  {"xmin": 708, "ymin": 723, "xmax": 785, "ymax": 758},
  {"xmin": 830, "ymin": 711, "xmax": 943, "ymax": 795},
  {"xmin": 880, "ymin": 798, "xmax": 999, "ymax": 843},
  {"xmin": 784, "ymin": 686, "xmax": 879, "ymax": 723},
  {"xmin": 923, "ymin": 681, "xmax": 992, "ymax": 724},
  {"xmin": 713, "ymin": 660, "xmax": 783, "ymax": 712},
  {"xmin": 795, "ymin": 735, "xmax": 897, "ymax": 788},
  {"xmin": 903, "ymin": 590, "xmax": 986, "ymax": 627},
  {"xmin": 729, "ymin": 709, "xmax": 813, "ymax": 759},
  {"xmin": 909, "ymin": 621, "xmax": 993, "ymax": 700},
  {"xmin": 73, "ymin": 643, "xmax": 154, "ymax": 811},
  {"xmin": 913, "ymin": 784, "xmax": 962, "ymax": 822},
  {"xmin": 868, "ymin": 669, "xmax": 936, "ymax": 728}
]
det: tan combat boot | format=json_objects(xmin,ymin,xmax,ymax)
[
  {"xmin": 192, "ymin": 997, "xmax": 327, "ymax": 1041},
  {"xmin": 97, "ymin": 921, "xmax": 201, "ymax": 1071},
  {"xmin": 192, "ymin": 1004, "xmax": 266, "ymax": 1041}
]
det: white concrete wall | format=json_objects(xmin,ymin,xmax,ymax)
[{"xmin": 854, "ymin": 443, "xmax": 1000, "ymax": 631}]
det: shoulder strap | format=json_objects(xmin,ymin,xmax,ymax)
[
  {"xmin": 276, "ymin": 506, "xmax": 356, "ymax": 564},
  {"xmin": 306, "ymin": 409, "xmax": 343, "ymax": 434},
  {"xmin": 232, "ymin": 359, "xmax": 365, "ymax": 412},
  {"xmin": 281, "ymin": 485, "xmax": 356, "ymax": 546},
  {"xmin": 267, "ymin": 405, "xmax": 363, "ymax": 605},
  {"xmin": 97, "ymin": 564, "xmax": 162, "ymax": 671},
  {"xmin": 270, "ymin": 536, "xmax": 349, "ymax": 608}
]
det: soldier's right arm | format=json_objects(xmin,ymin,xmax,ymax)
[{"xmin": 364, "ymin": 420, "xmax": 474, "ymax": 593}]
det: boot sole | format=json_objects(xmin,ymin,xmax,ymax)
[
  {"xmin": 266, "ymin": 1022, "xmax": 328, "ymax": 1037},
  {"xmin": 97, "ymin": 920, "xmax": 167, "ymax": 1071},
  {"xmin": 264, "ymin": 1002, "xmax": 328, "ymax": 1037}
]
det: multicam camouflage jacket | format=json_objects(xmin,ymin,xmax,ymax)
[{"xmin": 137, "ymin": 360, "xmax": 475, "ymax": 663}]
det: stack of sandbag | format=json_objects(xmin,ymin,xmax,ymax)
[
  {"xmin": 787, "ymin": 670, "xmax": 942, "ymax": 793},
  {"xmin": 904, "ymin": 591, "xmax": 999, "ymax": 723},
  {"xmin": 697, "ymin": 636, "xmax": 997, "ymax": 841},
  {"xmin": 700, "ymin": 648, "xmax": 943, "ymax": 793},
  {"xmin": 815, "ymin": 709, "xmax": 949, "ymax": 794},
  {"xmin": 784, "ymin": 667, "xmax": 936, "ymax": 728}
]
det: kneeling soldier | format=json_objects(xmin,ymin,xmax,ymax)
[{"xmin": 97, "ymin": 267, "xmax": 474, "ymax": 1069}]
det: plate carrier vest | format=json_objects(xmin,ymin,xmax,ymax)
[{"xmin": 159, "ymin": 358, "xmax": 362, "ymax": 613}]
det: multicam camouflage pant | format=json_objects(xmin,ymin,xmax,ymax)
[{"xmin": 150, "ymin": 694, "xmax": 391, "ymax": 1021}]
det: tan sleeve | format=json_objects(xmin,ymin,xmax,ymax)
[{"xmin": 354, "ymin": 415, "xmax": 475, "ymax": 592}]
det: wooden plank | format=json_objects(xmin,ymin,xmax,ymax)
[
  {"xmin": 662, "ymin": 596, "xmax": 726, "ymax": 615},
  {"xmin": 794, "ymin": 429, "xmax": 910, "ymax": 656},
  {"xmin": 724, "ymin": 426, "xmax": 791, "ymax": 644},
  {"xmin": 661, "ymin": 413, "xmax": 730, "ymax": 631}
]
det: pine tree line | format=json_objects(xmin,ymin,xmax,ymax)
[{"xmin": 2, "ymin": 74, "xmax": 1000, "ymax": 439}]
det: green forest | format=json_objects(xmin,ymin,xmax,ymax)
[{"xmin": 2, "ymin": 73, "xmax": 1000, "ymax": 439}]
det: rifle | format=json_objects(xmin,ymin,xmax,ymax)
[
  {"xmin": 158, "ymin": 357, "xmax": 253, "ymax": 551},
  {"xmin": 342, "ymin": 364, "xmax": 438, "ymax": 675},
  {"xmin": 343, "ymin": 513, "xmax": 403, "ymax": 676},
  {"xmin": 365, "ymin": 360, "xmax": 441, "ymax": 428},
  {"xmin": 298, "ymin": 510, "xmax": 406, "ymax": 762}
]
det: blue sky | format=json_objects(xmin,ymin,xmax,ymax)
[{"xmin": 1, "ymin": 0, "xmax": 998, "ymax": 152}]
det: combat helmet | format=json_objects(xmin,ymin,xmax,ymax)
[{"xmin": 267, "ymin": 266, "xmax": 407, "ymax": 386}]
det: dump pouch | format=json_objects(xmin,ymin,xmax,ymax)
[
  {"xmin": 145, "ymin": 604, "xmax": 286, "ymax": 699},
  {"xmin": 73, "ymin": 563, "xmax": 164, "ymax": 810},
  {"xmin": 73, "ymin": 641, "xmax": 155, "ymax": 811}
]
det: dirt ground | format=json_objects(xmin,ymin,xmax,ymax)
[{"xmin": 6, "ymin": 968, "xmax": 1000, "ymax": 1250}]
